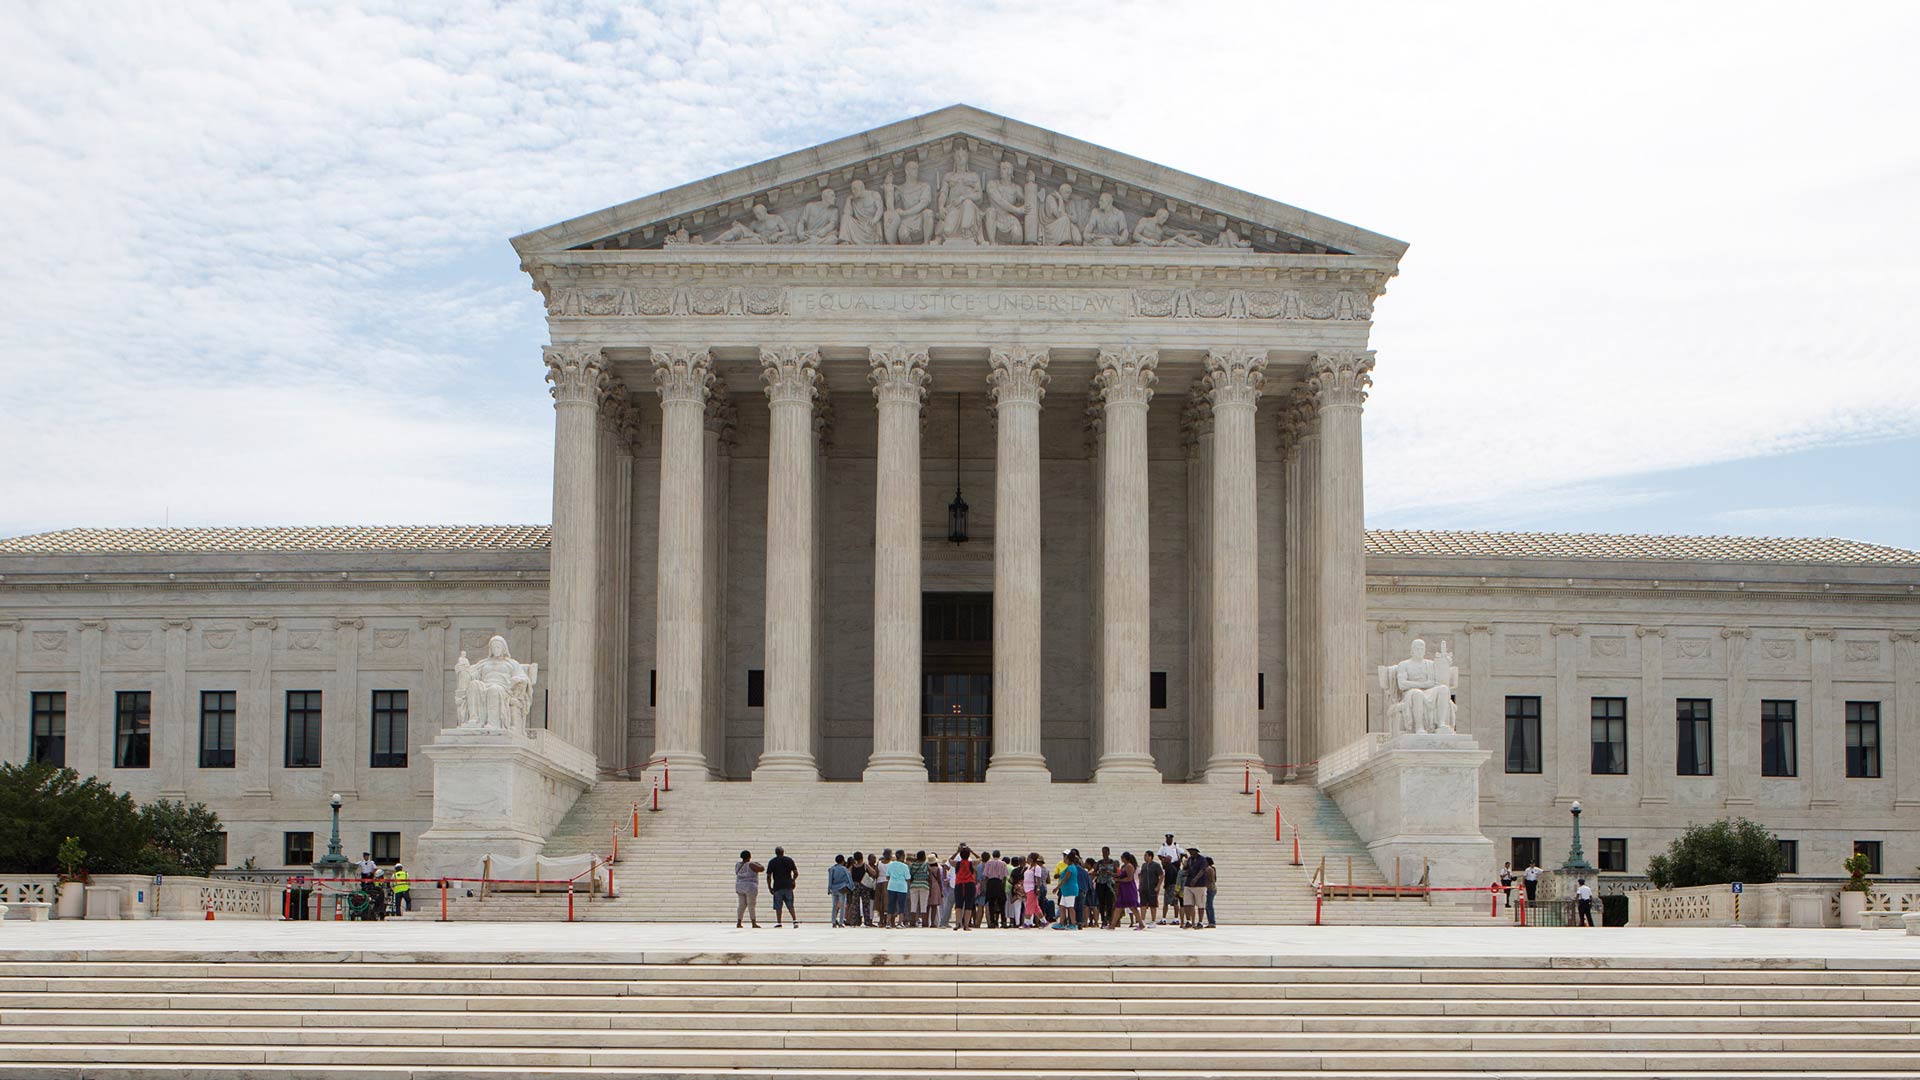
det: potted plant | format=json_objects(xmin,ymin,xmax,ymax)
[
  {"xmin": 55, "ymin": 836, "xmax": 89, "ymax": 919},
  {"xmin": 1839, "ymin": 852, "xmax": 1872, "ymax": 927}
]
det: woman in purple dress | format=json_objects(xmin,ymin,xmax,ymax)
[{"xmin": 1115, "ymin": 852, "xmax": 1144, "ymax": 929}]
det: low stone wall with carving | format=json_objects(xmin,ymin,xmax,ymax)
[
  {"xmin": 86, "ymin": 874, "xmax": 280, "ymax": 920},
  {"xmin": 1630, "ymin": 879, "xmax": 1920, "ymax": 927},
  {"xmin": 0, "ymin": 876, "xmax": 58, "ymax": 915}
]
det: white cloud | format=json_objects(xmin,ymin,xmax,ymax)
[{"xmin": 1, "ymin": 1, "xmax": 1916, "ymax": 537}]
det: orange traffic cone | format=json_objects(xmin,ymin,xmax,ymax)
[{"xmin": 204, "ymin": 906, "xmax": 215, "ymax": 920}]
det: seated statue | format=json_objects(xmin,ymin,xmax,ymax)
[
  {"xmin": 794, "ymin": 188, "xmax": 841, "ymax": 244},
  {"xmin": 839, "ymin": 178, "xmax": 885, "ymax": 244},
  {"xmin": 1037, "ymin": 182, "xmax": 1082, "ymax": 245},
  {"xmin": 455, "ymin": 635, "xmax": 538, "ymax": 731},
  {"xmin": 1083, "ymin": 191, "xmax": 1130, "ymax": 245},
  {"xmin": 984, "ymin": 160, "xmax": 1033, "ymax": 245},
  {"xmin": 882, "ymin": 161, "xmax": 934, "ymax": 244},
  {"xmin": 713, "ymin": 204, "xmax": 791, "ymax": 244},
  {"xmin": 1378, "ymin": 638, "xmax": 1458, "ymax": 735},
  {"xmin": 935, "ymin": 147, "xmax": 985, "ymax": 245}
]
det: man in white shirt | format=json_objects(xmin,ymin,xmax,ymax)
[
  {"xmin": 1155, "ymin": 835, "xmax": 1183, "ymax": 922},
  {"xmin": 1522, "ymin": 861, "xmax": 1541, "ymax": 903},
  {"xmin": 358, "ymin": 853, "xmax": 377, "ymax": 880},
  {"xmin": 1574, "ymin": 878, "xmax": 1595, "ymax": 927}
]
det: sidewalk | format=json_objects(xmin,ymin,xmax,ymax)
[{"xmin": 4, "ymin": 919, "xmax": 1917, "ymax": 967}]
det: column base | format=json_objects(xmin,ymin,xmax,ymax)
[
  {"xmin": 1094, "ymin": 756, "xmax": 1162, "ymax": 783},
  {"xmin": 863, "ymin": 752, "xmax": 930, "ymax": 782},
  {"xmin": 643, "ymin": 753, "xmax": 712, "ymax": 785},
  {"xmin": 751, "ymin": 752, "xmax": 822, "ymax": 782},
  {"xmin": 985, "ymin": 753, "xmax": 1052, "ymax": 783},
  {"xmin": 1200, "ymin": 759, "xmax": 1256, "ymax": 785}
]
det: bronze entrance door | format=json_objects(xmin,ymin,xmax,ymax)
[{"xmin": 922, "ymin": 592, "xmax": 991, "ymax": 782}]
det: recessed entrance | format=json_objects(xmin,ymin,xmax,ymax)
[{"xmin": 922, "ymin": 592, "xmax": 991, "ymax": 782}]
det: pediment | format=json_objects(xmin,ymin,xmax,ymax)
[{"xmin": 512, "ymin": 105, "xmax": 1406, "ymax": 261}]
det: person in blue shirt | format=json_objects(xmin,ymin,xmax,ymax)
[
  {"xmin": 1051, "ymin": 849, "xmax": 1080, "ymax": 930},
  {"xmin": 827, "ymin": 855, "xmax": 853, "ymax": 927}
]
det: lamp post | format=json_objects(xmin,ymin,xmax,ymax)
[
  {"xmin": 313, "ymin": 793, "xmax": 353, "ymax": 918},
  {"xmin": 1562, "ymin": 799, "xmax": 1595, "ymax": 874}
]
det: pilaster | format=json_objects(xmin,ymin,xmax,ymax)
[
  {"xmin": 329, "ymin": 617, "xmax": 362, "ymax": 799},
  {"xmin": 0, "ymin": 622, "xmax": 20, "ymax": 770},
  {"xmin": 985, "ymin": 346, "xmax": 1051, "ymax": 782},
  {"xmin": 76, "ymin": 620, "xmax": 104, "ymax": 777},
  {"xmin": 866, "ymin": 346, "xmax": 932, "ymax": 780},
  {"xmin": 242, "ymin": 618, "xmax": 276, "ymax": 798},
  {"xmin": 1807, "ymin": 627, "xmax": 1838, "ymax": 810},
  {"xmin": 754, "ymin": 345, "xmax": 823, "ymax": 781},
  {"xmin": 159, "ymin": 619, "xmax": 191, "ymax": 800},
  {"xmin": 1551, "ymin": 623, "xmax": 1583, "ymax": 804},
  {"xmin": 1636, "ymin": 626, "xmax": 1667, "ymax": 805},
  {"xmin": 651, "ymin": 344, "xmax": 714, "ymax": 780},
  {"xmin": 1721, "ymin": 628, "xmax": 1754, "ymax": 807},
  {"xmin": 416, "ymin": 616, "xmax": 449, "ymax": 798},
  {"xmin": 1465, "ymin": 622, "xmax": 1495, "ymax": 802},
  {"xmin": 1893, "ymin": 631, "xmax": 1920, "ymax": 811},
  {"xmin": 1094, "ymin": 346, "xmax": 1161, "ymax": 783}
]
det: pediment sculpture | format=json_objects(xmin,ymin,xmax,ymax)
[
  {"xmin": 455, "ymin": 635, "xmax": 538, "ymax": 731},
  {"xmin": 1378, "ymin": 638, "xmax": 1458, "ymax": 735}
]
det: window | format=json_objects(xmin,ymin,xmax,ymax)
[
  {"xmin": 1761, "ymin": 700, "xmax": 1797, "ymax": 777},
  {"xmin": 1853, "ymin": 840, "xmax": 1883, "ymax": 875},
  {"xmin": 1504, "ymin": 696, "xmax": 1542, "ymax": 773},
  {"xmin": 1598, "ymin": 838, "xmax": 1627, "ymax": 873},
  {"xmin": 1510, "ymin": 837, "xmax": 1541, "ymax": 870},
  {"xmin": 1257, "ymin": 673, "xmax": 1265, "ymax": 711},
  {"xmin": 746, "ymin": 669, "xmax": 764, "ymax": 708},
  {"xmin": 649, "ymin": 669, "xmax": 657, "ymax": 708},
  {"xmin": 213, "ymin": 832, "xmax": 229, "ymax": 868},
  {"xmin": 284, "ymin": 831, "xmax": 314, "ymax": 866},
  {"xmin": 1590, "ymin": 697, "xmax": 1627, "ymax": 775},
  {"xmin": 29, "ymin": 692, "xmax": 66, "ymax": 766},
  {"xmin": 370, "ymin": 832, "xmax": 401, "ymax": 866},
  {"xmin": 200, "ymin": 690, "xmax": 237, "ymax": 768},
  {"xmin": 1149, "ymin": 671, "xmax": 1168, "ymax": 710},
  {"xmin": 370, "ymin": 690, "xmax": 408, "ymax": 769},
  {"xmin": 1675, "ymin": 698, "xmax": 1712, "ymax": 776},
  {"xmin": 285, "ymin": 691, "xmax": 322, "ymax": 768},
  {"xmin": 1776, "ymin": 839, "xmax": 1798, "ymax": 874},
  {"xmin": 114, "ymin": 691, "xmax": 152, "ymax": 768},
  {"xmin": 1846, "ymin": 702, "xmax": 1881, "ymax": 778}
]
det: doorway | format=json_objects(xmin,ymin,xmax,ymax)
[{"xmin": 922, "ymin": 592, "xmax": 992, "ymax": 782}]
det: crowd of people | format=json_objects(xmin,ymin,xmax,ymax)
[{"xmin": 732, "ymin": 834, "xmax": 1218, "ymax": 931}]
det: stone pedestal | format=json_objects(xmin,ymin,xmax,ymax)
[
  {"xmin": 1318, "ymin": 732, "xmax": 1494, "ymax": 888},
  {"xmin": 415, "ymin": 728, "xmax": 597, "ymax": 880}
]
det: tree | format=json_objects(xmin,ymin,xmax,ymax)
[
  {"xmin": 137, "ymin": 799, "xmax": 224, "ymax": 876},
  {"xmin": 1644, "ymin": 818, "xmax": 1783, "ymax": 889},
  {"xmin": 0, "ymin": 762, "xmax": 146, "ymax": 874}
]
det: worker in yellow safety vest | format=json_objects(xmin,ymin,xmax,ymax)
[{"xmin": 391, "ymin": 864, "xmax": 411, "ymax": 916}]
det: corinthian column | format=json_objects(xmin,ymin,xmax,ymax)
[
  {"xmin": 755, "ymin": 346, "xmax": 823, "ymax": 781},
  {"xmin": 866, "ymin": 347, "xmax": 932, "ymax": 781},
  {"xmin": 985, "ymin": 348, "xmax": 1052, "ymax": 782},
  {"xmin": 545, "ymin": 344, "xmax": 607, "ymax": 752},
  {"xmin": 1278, "ymin": 394, "xmax": 1317, "ymax": 776},
  {"xmin": 1203, "ymin": 348, "xmax": 1267, "ymax": 782},
  {"xmin": 650, "ymin": 346, "xmax": 713, "ymax": 780},
  {"xmin": 1309, "ymin": 350, "xmax": 1374, "ymax": 759},
  {"xmin": 1182, "ymin": 388, "xmax": 1214, "ymax": 779},
  {"xmin": 1095, "ymin": 347, "xmax": 1161, "ymax": 783}
]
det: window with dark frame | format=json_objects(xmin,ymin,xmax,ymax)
[
  {"xmin": 1149, "ymin": 671, "xmax": 1168, "ymax": 710},
  {"xmin": 1504, "ymin": 696, "xmax": 1542, "ymax": 773},
  {"xmin": 370, "ymin": 832, "xmax": 401, "ymax": 865},
  {"xmin": 1845, "ymin": 701, "xmax": 1881, "ymax": 778},
  {"xmin": 213, "ymin": 832, "xmax": 229, "ymax": 867},
  {"xmin": 649, "ymin": 669, "xmax": 656, "ymax": 708},
  {"xmin": 1590, "ymin": 697, "xmax": 1628, "ymax": 774},
  {"xmin": 1675, "ymin": 698, "xmax": 1712, "ymax": 776},
  {"xmin": 1257, "ymin": 673, "xmax": 1265, "ymax": 710},
  {"xmin": 1761, "ymin": 700, "xmax": 1797, "ymax": 777},
  {"xmin": 746, "ymin": 669, "xmax": 765, "ymax": 708},
  {"xmin": 1510, "ymin": 837, "xmax": 1541, "ymax": 870},
  {"xmin": 1854, "ymin": 840, "xmax": 1883, "ymax": 875},
  {"xmin": 1776, "ymin": 839, "xmax": 1798, "ymax": 874},
  {"xmin": 285, "ymin": 691, "xmax": 322, "ymax": 768},
  {"xmin": 370, "ymin": 690, "xmax": 408, "ymax": 769},
  {"xmin": 284, "ymin": 831, "xmax": 314, "ymax": 866},
  {"xmin": 1598, "ymin": 838, "xmax": 1627, "ymax": 873},
  {"xmin": 29, "ymin": 691, "xmax": 66, "ymax": 767},
  {"xmin": 114, "ymin": 690, "xmax": 152, "ymax": 769},
  {"xmin": 200, "ymin": 690, "xmax": 237, "ymax": 768}
]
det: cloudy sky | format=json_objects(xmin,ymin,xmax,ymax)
[{"xmin": 3, "ymin": 1, "xmax": 1916, "ymax": 546}]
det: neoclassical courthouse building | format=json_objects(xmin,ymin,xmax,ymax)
[{"xmin": 2, "ymin": 107, "xmax": 1916, "ymax": 881}]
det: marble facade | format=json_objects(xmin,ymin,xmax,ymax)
[{"xmin": 1, "ymin": 108, "xmax": 1916, "ymax": 881}]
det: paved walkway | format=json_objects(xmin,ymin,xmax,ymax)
[{"xmin": 4, "ymin": 920, "xmax": 1917, "ymax": 967}]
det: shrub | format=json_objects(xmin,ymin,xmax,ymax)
[
  {"xmin": 137, "ymin": 799, "xmax": 224, "ymax": 876},
  {"xmin": 1842, "ymin": 852, "xmax": 1873, "ymax": 892},
  {"xmin": 1601, "ymin": 894, "xmax": 1628, "ymax": 927},
  {"xmin": 0, "ymin": 763, "xmax": 223, "ymax": 876},
  {"xmin": 1643, "ymin": 818, "xmax": 1782, "ymax": 889}
]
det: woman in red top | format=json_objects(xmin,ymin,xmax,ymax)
[{"xmin": 950, "ymin": 845, "xmax": 978, "ymax": 931}]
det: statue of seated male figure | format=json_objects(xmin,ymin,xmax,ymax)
[{"xmin": 1378, "ymin": 637, "xmax": 1458, "ymax": 735}]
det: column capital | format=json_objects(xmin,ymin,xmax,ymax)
[
  {"xmin": 1719, "ymin": 626, "xmax": 1752, "ymax": 639},
  {"xmin": 1892, "ymin": 630, "xmax": 1920, "ymax": 643},
  {"xmin": 988, "ymin": 347, "xmax": 1050, "ymax": 410},
  {"xmin": 1307, "ymin": 349, "xmax": 1375, "ymax": 410},
  {"xmin": 246, "ymin": 617, "xmax": 278, "ymax": 631},
  {"xmin": 1464, "ymin": 622, "xmax": 1494, "ymax": 635},
  {"xmin": 417, "ymin": 616, "xmax": 450, "ymax": 629},
  {"xmin": 544, "ymin": 344, "xmax": 608, "ymax": 405},
  {"xmin": 161, "ymin": 618, "xmax": 193, "ymax": 632},
  {"xmin": 334, "ymin": 617, "xmax": 364, "ymax": 631},
  {"xmin": 762, "ymin": 345, "xmax": 821, "ymax": 405},
  {"xmin": 1635, "ymin": 625, "xmax": 1668, "ymax": 638},
  {"xmin": 1095, "ymin": 347, "xmax": 1158, "ymax": 407},
  {"xmin": 1805, "ymin": 627, "xmax": 1836, "ymax": 640},
  {"xmin": 1203, "ymin": 348, "xmax": 1268, "ymax": 410},
  {"xmin": 1550, "ymin": 623, "xmax": 1582, "ymax": 637},
  {"xmin": 870, "ymin": 346, "xmax": 931, "ymax": 407},
  {"xmin": 651, "ymin": 345, "xmax": 713, "ymax": 404}
]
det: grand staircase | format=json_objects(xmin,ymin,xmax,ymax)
[
  {"xmin": 0, "ymin": 951, "xmax": 1912, "ymax": 1077},
  {"xmin": 443, "ymin": 779, "xmax": 1492, "ymax": 925}
]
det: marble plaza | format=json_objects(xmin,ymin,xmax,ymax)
[{"xmin": 1, "ymin": 106, "xmax": 1917, "ymax": 900}]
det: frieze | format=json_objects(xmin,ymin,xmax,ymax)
[{"xmin": 544, "ymin": 283, "xmax": 1373, "ymax": 322}]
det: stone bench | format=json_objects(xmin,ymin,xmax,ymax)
[
  {"xmin": 1904, "ymin": 912, "xmax": 1920, "ymax": 936},
  {"xmin": 1, "ymin": 902, "xmax": 53, "ymax": 922},
  {"xmin": 1860, "ymin": 909, "xmax": 1907, "ymax": 930}
]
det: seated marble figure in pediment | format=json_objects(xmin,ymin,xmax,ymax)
[{"xmin": 575, "ymin": 135, "xmax": 1325, "ymax": 255}]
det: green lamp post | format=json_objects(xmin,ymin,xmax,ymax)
[{"xmin": 1562, "ymin": 799, "xmax": 1596, "ymax": 874}]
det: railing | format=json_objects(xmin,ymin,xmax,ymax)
[
  {"xmin": 1313, "ymin": 733, "xmax": 1389, "ymax": 786},
  {"xmin": 0, "ymin": 875, "xmax": 58, "ymax": 907}
]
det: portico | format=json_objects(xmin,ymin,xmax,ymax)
[{"xmin": 512, "ymin": 105, "xmax": 1404, "ymax": 784}]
